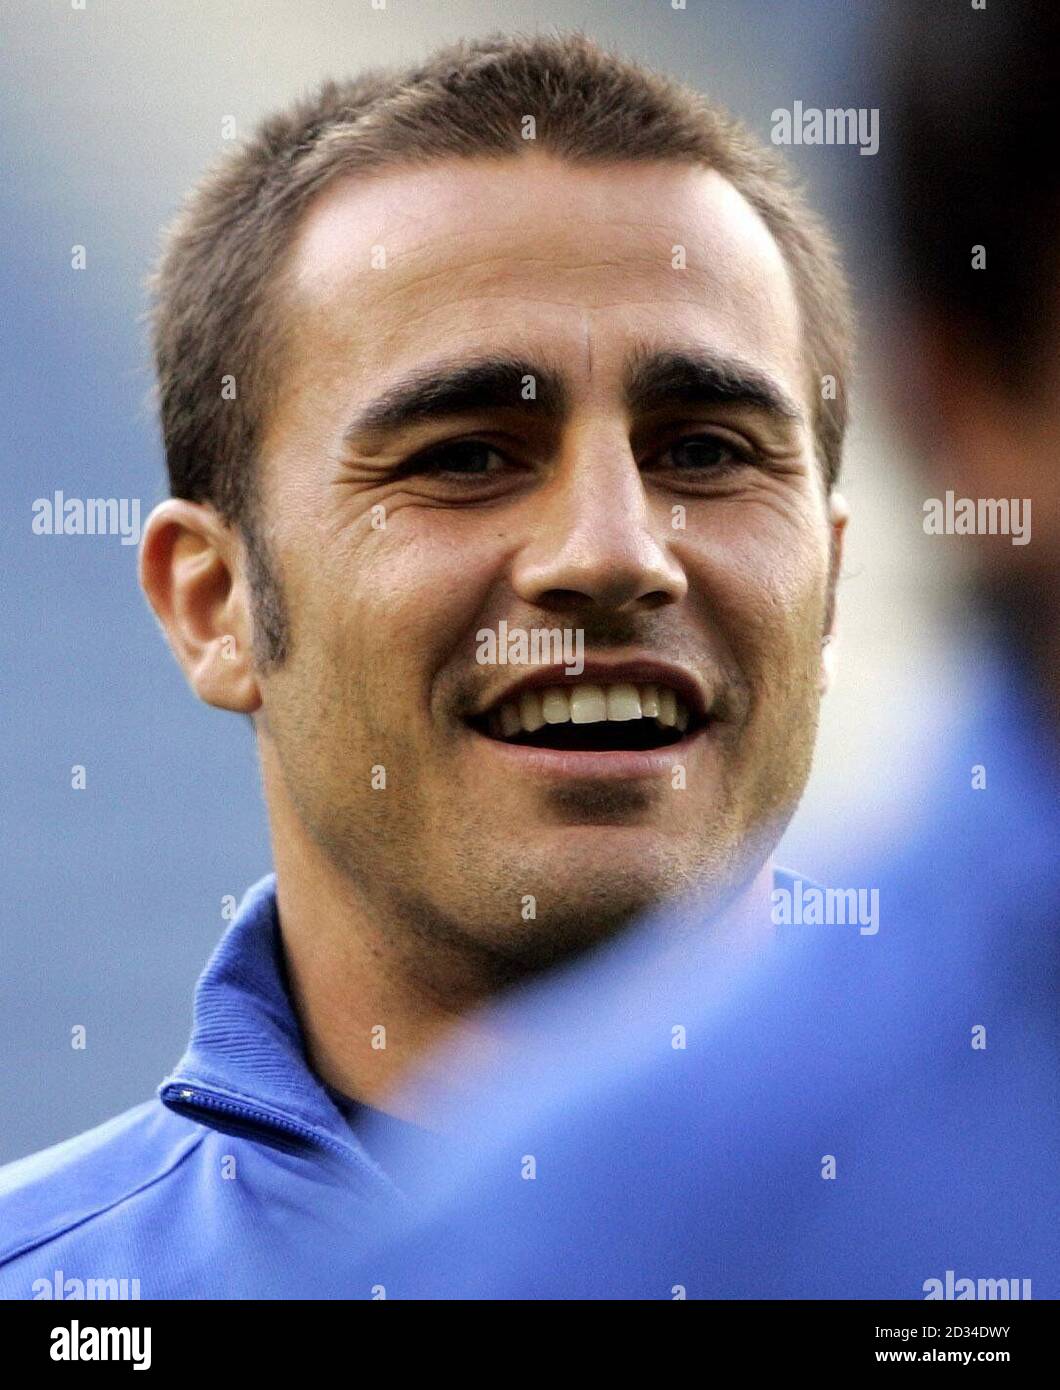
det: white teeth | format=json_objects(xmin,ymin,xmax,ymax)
[
  {"xmin": 656, "ymin": 687, "xmax": 678, "ymax": 728},
  {"xmin": 569, "ymin": 686, "xmax": 607, "ymax": 724},
  {"xmin": 606, "ymin": 683, "xmax": 642, "ymax": 721},
  {"xmin": 639, "ymin": 683, "xmax": 660, "ymax": 717},
  {"xmin": 541, "ymin": 689, "xmax": 570, "ymax": 724},
  {"xmin": 489, "ymin": 682, "xmax": 692, "ymax": 739},
  {"xmin": 518, "ymin": 689, "xmax": 545, "ymax": 732}
]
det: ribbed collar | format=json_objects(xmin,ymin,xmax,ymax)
[{"xmin": 157, "ymin": 873, "xmax": 401, "ymax": 1200}]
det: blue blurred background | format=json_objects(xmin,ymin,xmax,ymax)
[{"xmin": 0, "ymin": 0, "xmax": 974, "ymax": 1162}]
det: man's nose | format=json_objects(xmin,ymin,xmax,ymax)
[{"xmin": 511, "ymin": 436, "xmax": 688, "ymax": 615}]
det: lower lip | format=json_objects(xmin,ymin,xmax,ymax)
[{"xmin": 470, "ymin": 724, "xmax": 713, "ymax": 780}]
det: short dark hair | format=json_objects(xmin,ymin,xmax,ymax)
[{"xmin": 148, "ymin": 28, "xmax": 852, "ymax": 532}]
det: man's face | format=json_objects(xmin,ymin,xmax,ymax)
[{"xmin": 252, "ymin": 151, "xmax": 838, "ymax": 965}]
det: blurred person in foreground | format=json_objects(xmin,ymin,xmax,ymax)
[
  {"xmin": 0, "ymin": 32, "xmax": 853, "ymax": 1298},
  {"xmin": 338, "ymin": 1, "xmax": 1060, "ymax": 1299}
]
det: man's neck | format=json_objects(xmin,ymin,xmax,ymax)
[
  {"xmin": 272, "ymin": 863, "xmax": 470, "ymax": 1123},
  {"xmin": 270, "ymin": 838, "xmax": 776, "ymax": 1124}
]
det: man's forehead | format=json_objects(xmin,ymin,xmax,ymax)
[
  {"xmin": 283, "ymin": 153, "xmax": 805, "ymax": 402},
  {"xmin": 293, "ymin": 152, "xmax": 767, "ymax": 257}
]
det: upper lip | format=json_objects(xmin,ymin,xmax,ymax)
[{"xmin": 470, "ymin": 657, "xmax": 713, "ymax": 724}]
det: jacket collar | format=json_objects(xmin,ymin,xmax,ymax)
[{"xmin": 158, "ymin": 873, "xmax": 400, "ymax": 1198}]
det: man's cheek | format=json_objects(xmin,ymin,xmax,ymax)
[
  {"xmin": 737, "ymin": 596, "xmax": 824, "ymax": 726},
  {"xmin": 755, "ymin": 548, "xmax": 830, "ymax": 644}
]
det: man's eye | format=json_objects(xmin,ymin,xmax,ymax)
[
  {"xmin": 405, "ymin": 433, "xmax": 753, "ymax": 484},
  {"xmin": 662, "ymin": 434, "xmax": 754, "ymax": 474},
  {"xmin": 412, "ymin": 440, "xmax": 506, "ymax": 480}
]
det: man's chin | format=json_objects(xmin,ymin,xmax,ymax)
[
  {"xmin": 390, "ymin": 826, "xmax": 737, "ymax": 991},
  {"xmin": 479, "ymin": 850, "xmax": 703, "ymax": 965}
]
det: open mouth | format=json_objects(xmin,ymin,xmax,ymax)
[{"xmin": 469, "ymin": 681, "xmax": 705, "ymax": 752}]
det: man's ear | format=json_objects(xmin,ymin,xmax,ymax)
[
  {"xmin": 139, "ymin": 499, "xmax": 262, "ymax": 713},
  {"xmin": 819, "ymin": 489, "xmax": 849, "ymax": 695}
]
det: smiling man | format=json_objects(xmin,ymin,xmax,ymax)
[{"xmin": 0, "ymin": 32, "xmax": 850, "ymax": 1298}]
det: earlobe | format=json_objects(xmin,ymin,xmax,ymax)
[
  {"xmin": 827, "ymin": 488, "xmax": 851, "ymax": 540},
  {"xmin": 139, "ymin": 500, "xmax": 262, "ymax": 714}
]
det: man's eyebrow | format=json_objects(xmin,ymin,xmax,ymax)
[
  {"xmin": 624, "ymin": 346, "xmax": 803, "ymax": 424},
  {"xmin": 341, "ymin": 346, "xmax": 802, "ymax": 449},
  {"xmin": 341, "ymin": 355, "xmax": 569, "ymax": 446}
]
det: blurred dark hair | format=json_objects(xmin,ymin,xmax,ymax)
[{"xmin": 886, "ymin": 0, "xmax": 1059, "ymax": 390}]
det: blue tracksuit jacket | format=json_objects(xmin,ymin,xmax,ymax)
[{"xmin": 0, "ymin": 875, "xmax": 409, "ymax": 1300}]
